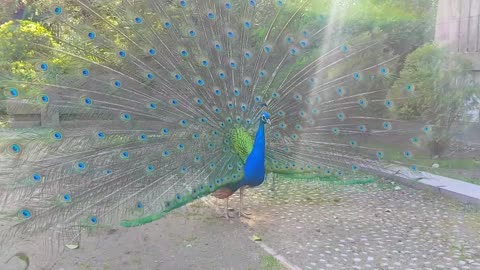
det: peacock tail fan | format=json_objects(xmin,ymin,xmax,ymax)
[{"xmin": 0, "ymin": 0, "xmax": 443, "ymax": 266}]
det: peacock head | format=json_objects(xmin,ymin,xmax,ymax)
[{"xmin": 261, "ymin": 112, "xmax": 271, "ymax": 125}]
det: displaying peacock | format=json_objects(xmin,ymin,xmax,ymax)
[{"xmin": 0, "ymin": 0, "xmax": 455, "ymax": 267}]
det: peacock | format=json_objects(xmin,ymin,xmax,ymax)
[{"xmin": 0, "ymin": 0, "xmax": 448, "ymax": 268}]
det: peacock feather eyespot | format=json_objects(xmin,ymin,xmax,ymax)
[
  {"xmin": 41, "ymin": 95, "xmax": 49, "ymax": 103},
  {"xmin": 147, "ymin": 164, "xmax": 154, "ymax": 172},
  {"xmin": 215, "ymin": 43, "xmax": 222, "ymax": 51},
  {"xmin": 146, "ymin": 73, "xmax": 154, "ymax": 80},
  {"xmin": 174, "ymin": 73, "xmax": 182, "ymax": 80},
  {"xmin": 302, "ymin": 30, "xmax": 309, "ymax": 37},
  {"xmin": 207, "ymin": 12, "xmax": 216, "ymax": 19},
  {"xmin": 209, "ymin": 183, "xmax": 214, "ymax": 190},
  {"xmin": 341, "ymin": 44, "xmax": 348, "ymax": 52},
  {"xmin": 226, "ymin": 117, "xmax": 233, "ymax": 124},
  {"xmin": 136, "ymin": 202, "xmax": 144, "ymax": 209},
  {"xmin": 255, "ymin": 96, "xmax": 262, "ymax": 102},
  {"xmin": 189, "ymin": 30, "xmax": 196, "ymax": 37},
  {"xmin": 423, "ymin": 125, "xmax": 431, "ymax": 133},
  {"xmin": 358, "ymin": 98, "xmax": 368, "ymax": 108},
  {"xmin": 171, "ymin": 99, "xmax": 178, "ymax": 106},
  {"xmin": 404, "ymin": 150, "xmax": 412, "ymax": 158},
  {"xmin": 279, "ymin": 122, "xmax": 286, "ymax": 129},
  {"xmin": 336, "ymin": 170, "xmax": 344, "ymax": 177},
  {"xmin": 245, "ymin": 119, "xmax": 251, "ymax": 125},
  {"xmin": 241, "ymin": 104, "xmax": 247, "ymax": 111},
  {"xmin": 75, "ymin": 161, "xmax": 86, "ymax": 171},
  {"xmin": 164, "ymin": 22, "xmax": 172, "ymax": 29},
  {"xmin": 332, "ymin": 127, "xmax": 340, "ymax": 134},
  {"xmin": 52, "ymin": 131, "xmax": 63, "ymax": 140},
  {"xmin": 376, "ymin": 151, "xmax": 384, "ymax": 159},
  {"xmin": 197, "ymin": 79, "xmax": 204, "ymax": 86},
  {"xmin": 264, "ymin": 45, "xmax": 272, "ymax": 53},
  {"xmin": 162, "ymin": 128, "xmax": 169, "ymax": 135},
  {"xmin": 295, "ymin": 124, "xmax": 302, "ymax": 130},
  {"xmin": 163, "ymin": 150, "xmax": 170, "ymax": 157},
  {"xmin": 215, "ymin": 178, "xmax": 221, "ymax": 185},
  {"xmin": 120, "ymin": 151, "xmax": 129, "ymax": 159},
  {"xmin": 227, "ymin": 31, "xmax": 235, "ymax": 38},
  {"xmin": 405, "ymin": 84, "xmax": 415, "ymax": 92},
  {"xmin": 134, "ymin": 17, "xmax": 143, "ymax": 24},
  {"xmin": 352, "ymin": 165, "xmax": 359, "ymax": 172},
  {"xmin": 350, "ymin": 140, "xmax": 357, "ymax": 147},
  {"xmin": 272, "ymin": 92, "xmax": 279, "ymax": 98},
  {"xmin": 385, "ymin": 99, "xmax": 393, "ymax": 109},
  {"xmin": 63, "ymin": 194, "xmax": 72, "ymax": 202},
  {"xmin": 278, "ymin": 111, "xmax": 285, "ymax": 117},
  {"xmin": 259, "ymin": 70, "xmax": 266, "ymax": 77},
  {"xmin": 104, "ymin": 169, "xmax": 112, "ymax": 175},
  {"xmin": 20, "ymin": 209, "xmax": 32, "ymax": 219},
  {"xmin": 180, "ymin": 50, "xmax": 189, "ymax": 57},
  {"xmin": 194, "ymin": 155, "xmax": 201, "ymax": 162},
  {"xmin": 380, "ymin": 67, "xmax": 389, "ymax": 76},
  {"xmin": 97, "ymin": 131, "xmax": 105, "ymax": 139},
  {"xmin": 177, "ymin": 144, "xmax": 185, "ymax": 150},
  {"xmin": 202, "ymin": 60, "xmax": 209, "ymax": 67},
  {"xmin": 209, "ymin": 162, "xmax": 216, "ymax": 169},
  {"xmin": 289, "ymin": 48, "xmax": 297, "ymax": 55},
  {"xmin": 337, "ymin": 87, "xmax": 344, "ymax": 96},
  {"xmin": 325, "ymin": 169, "xmax": 332, "ymax": 175},
  {"xmin": 227, "ymin": 102, "xmax": 234, "ymax": 109},
  {"xmin": 83, "ymin": 97, "xmax": 93, "ymax": 106},
  {"xmin": 353, "ymin": 72, "xmax": 361, "ymax": 80},
  {"xmin": 358, "ymin": 125, "xmax": 367, "ymax": 132},
  {"xmin": 225, "ymin": 2, "xmax": 231, "ymax": 9},
  {"xmin": 244, "ymin": 21, "xmax": 251, "ymax": 29},
  {"xmin": 139, "ymin": 134, "xmax": 147, "ymax": 141},
  {"xmin": 383, "ymin": 121, "xmax": 392, "ymax": 130},
  {"xmin": 9, "ymin": 88, "xmax": 18, "ymax": 97},
  {"xmin": 300, "ymin": 40, "xmax": 308, "ymax": 48},
  {"xmin": 337, "ymin": 112, "xmax": 345, "ymax": 121},
  {"xmin": 230, "ymin": 60, "xmax": 237, "ymax": 68},
  {"xmin": 411, "ymin": 137, "xmax": 419, "ymax": 144},
  {"xmin": 82, "ymin": 68, "xmax": 90, "ymax": 77},
  {"xmin": 10, "ymin": 144, "xmax": 21, "ymax": 154},
  {"xmin": 192, "ymin": 133, "xmax": 199, "ymax": 139},
  {"xmin": 181, "ymin": 166, "xmax": 187, "ymax": 173},
  {"xmin": 89, "ymin": 216, "xmax": 98, "ymax": 225},
  {"xmin": 53, "ymin": 6, "xmax": 62, "ymax": 15},
  {"xmin": 148, "ymin": 102, "xmax": 157, "ymax": 110},
  {"xmin": 118, "ymin": 50, "xmax": 126, "ymax": 58},
  {"xmin": 218, "ymin": 72, "xmax": 225, "ymax": 79},
  {"xmin": 410, "ymin": 165, "xmax": 418, "ymax": 172},
  {"xmin": 244, "ymin": 78, "xmax": 251, "ymax": 86},
  {"xmin": 180, "ymin": 119, "xmax": 188, "ymax": 126},
  {"xmin": 234, "ymin": 89, "xmax": 240, "ymax": 96},
  {"xmin": 40, "ymin": 62, "xmax": 48, "ymax": 71},
  {"xmin": 32, "ymin": 173, "xmax": 42, "ymax": 182},
  {"xmin": 249, "ymin": 0, "xmax": 256, "ymax": 6},
  {"xmin": 277, "ymin": 0, "xmax": 285, "ymax": 6},
  {"xmin": 291, "ymin": 134, "xmax": 298, "ymax": 140},
  {"xmin": 121, "ymin": 113, "xmax": 131, "ymax": 121},
  {"xmin": 179, "ymin": 0, "xmax": 187, "ymax": 7},
  {"xmin": 113, "ymin": 80, "xmax": 122, "ymax": 88},
  {"xmin": 87, "ymin": 32, "xmax": 96, "ymax": 40}
]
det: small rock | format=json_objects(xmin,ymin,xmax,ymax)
[
  {"xmin": 432, "ymin": 163, "xmax": 440, "ymax": 168},
  {"xmin": 385, "ymin": 209, "xmax": 392, "ymax": 213},
  {"xmin": 394, "ymin": 186, "xmax": 401, "ymax": 191}
]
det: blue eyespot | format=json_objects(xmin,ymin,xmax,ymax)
[
  {"xmin": 225, "ymin": 2, "xmax": 231, "ymax": 9},
  {"xmin": 10, "ymin": 144, "xmax": 21, "ymax": 153},
  {"xmin": 180, "ymin": 50, "xmax": 188, "ymax": 57},
  {"xmin": 147, "ymin": 165, "xmax": 154, "ymax": 172},
  {"xmin": 164, "ymin": 22, "xmax": 172, "ymax": 29},
  {"xmin": 53, "ymin": 131, "xmax": 62, "ymax": 140},
  {"xmin": 134, "ymin": 17, "xmax": 143, "ymax": 24},
  {"xmin": 90, "ymin": 216, "xmax": 98, "ymax": 224},
  {"xmin": 179, "ymin": 0, "xmax": 187, "ymax": 7},
  {"xmin": 163, "ymin": 150, "xmax": 170, "ymax": 157},
  {"xmin": 197, "ymin": 79, "xmax": 204, "ymax": 86},
  {"xmin": 121, "ymin": 113, "xmax": 131, "ymax": 121},
  {"xmin": 174, "ymin": 74, "xmax": 182, "ymax": 80},
  {"xmin": 54, "ymin": 6, "xmax": 62, "ymax": 15},
  {"xmin": 218, "ymin": 72, "xmax": 225, "ymax": 79},
  {"xmin": 404, "ymin": 150, "xmax": 412, "ymax": 158},
  {"xmin": 146, "ymin": 73, "xmax": 154, "ymax": 80},
  {"xmin": 244, "ymin": 21, "xmax": 251, "ymax": 28},
  {"xmin": 227, "ymin": 31, "xmax": 235, "ymax": 38},
  {"xmin": 202, "ymin": 60, "xmax": 209, "ymax": 67},
  {"xmin": 139, "ymin": 134, "xmax": 147, "ymax": 141},
  {"xmin": 249, "ymin": 0, "xmax": 256, "ymax": 6},
  {"xmin": 121, "ymin": 151, "xmax": 129, "ymax": 159},
  {"xmin": 406, "ymin": 84, "xmax": 414, "ymax": 92},
  {"xmin": 376, "ymin": 151, "xmax": 384, "ymax": 159},
  {"xmin": 259, "ymin": 70, "xmax": 266, "ymax": 77},
  {"xmin": 149, "ymin": 102, "xmax": 156, "ymax": 109},
  {"xmin": 83, "ymin": 97, "xmax": 92, "ymax": 105},
  {"xmin": 385, "ymin": 99, "xmax": 393, "ymax": 108},
  {"xmin": 189, "ymin": 30, "xmax": 196, "ymax": 37},
  {"xmin": 171, "ymin": 99, "xmax": 178, "ymax": 106},
  {"xmin": 341, "ymin": 45, "xmax": 348, "ymax": 52},
  {"xmin": 353, "ymin": 72, "xmax": 360, "ymax": 80},
  {"xmin": 40, "ymin": 63, "xmax": 48, "ymax": 71},
  {"xmin": 137, "ymin": 202, "xmax": 144, "ymax": 209},
  {"xmin": 114, "ymin": 80, "xmax": 121, "ymax": 88},
  {"xmin": 230, "ymin": 61, "xmax": 237, "ymax": 68},
  {"xmin": 97, "ymin": 132, "xmax": 105, "ymax": 139},
  {"xmin": 21, "ymin": 209, "xmax": 31, "ymax": 219},
  {"xmin": 82, "ymin": 68, "xmax": 90, "ymax": 77},
  {"xmin": 119, "ymin": 50, "xmax": 126, "ymax": 58},
  {"xmin": 233, "ymin": 89, "xmax": 240, "ymax": 96},
  {"xmin": 149, "ymin": 48, "xmax": 156, "ymax": 55},
  {"xmin": 162, "ymin": 128, "xmax": 169, "ymax": 135},
  {"xmin": 214, "ymin": 89, "xmax": 221, "ymax": 96},
  {"xmin": 264, "ymin": 45, "xmax": 272, "ymax": 53},
  {"xmin": 76, "ymin": 161, "xmax": 86, "ymax": 170},
  {"xmin": 41, "ymin": 95, "xmax": 49, "ymax": 103},
  {"xmin": 215, "ymin": 43, "xmax": 222, "ymax": 51},
  {"xmin": 88, "ymin": 32, "xmax": 96, "ymax": 39},
  {"xmin": 383, "ymin": 122, "xmax": 392, "ymax": 130},
  {"xmin": 63, "ymin": 194, "xmax": 72, "ymax": 202},
  {"xmin": 208, "ymin": 12, "xmax": 216, "ymax": 19},
  {"xmin": 32, "ymin": 173, "xmax": 41, "ymax": 182},
  {"xmin": 9, "ymin": 88, "xmax": 18, "ymax": 97}
]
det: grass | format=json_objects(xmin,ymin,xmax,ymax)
[
  {"xmin": 366, "ymin": 142, "xmax": 480, "ymax": 185},
  {"xmin": 260, "ymin": 255, "xmax": 285, "ymax": 270}
]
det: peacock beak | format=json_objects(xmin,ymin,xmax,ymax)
[{"xmin": 266, "ymin": 119, "xmax": 271, "ymax": 125}]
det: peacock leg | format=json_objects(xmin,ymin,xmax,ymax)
[
  {"xmin": 225, "ymin": 197, "xmax": 234, "ymax": 219},
  {"xmin": 238, "ymin": 186, "xmax": 251, "ymax": 218}
]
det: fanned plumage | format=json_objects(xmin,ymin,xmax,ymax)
[{"xmin": 0, "ymin": 0, "xmax": 438, "ymax": 267}]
